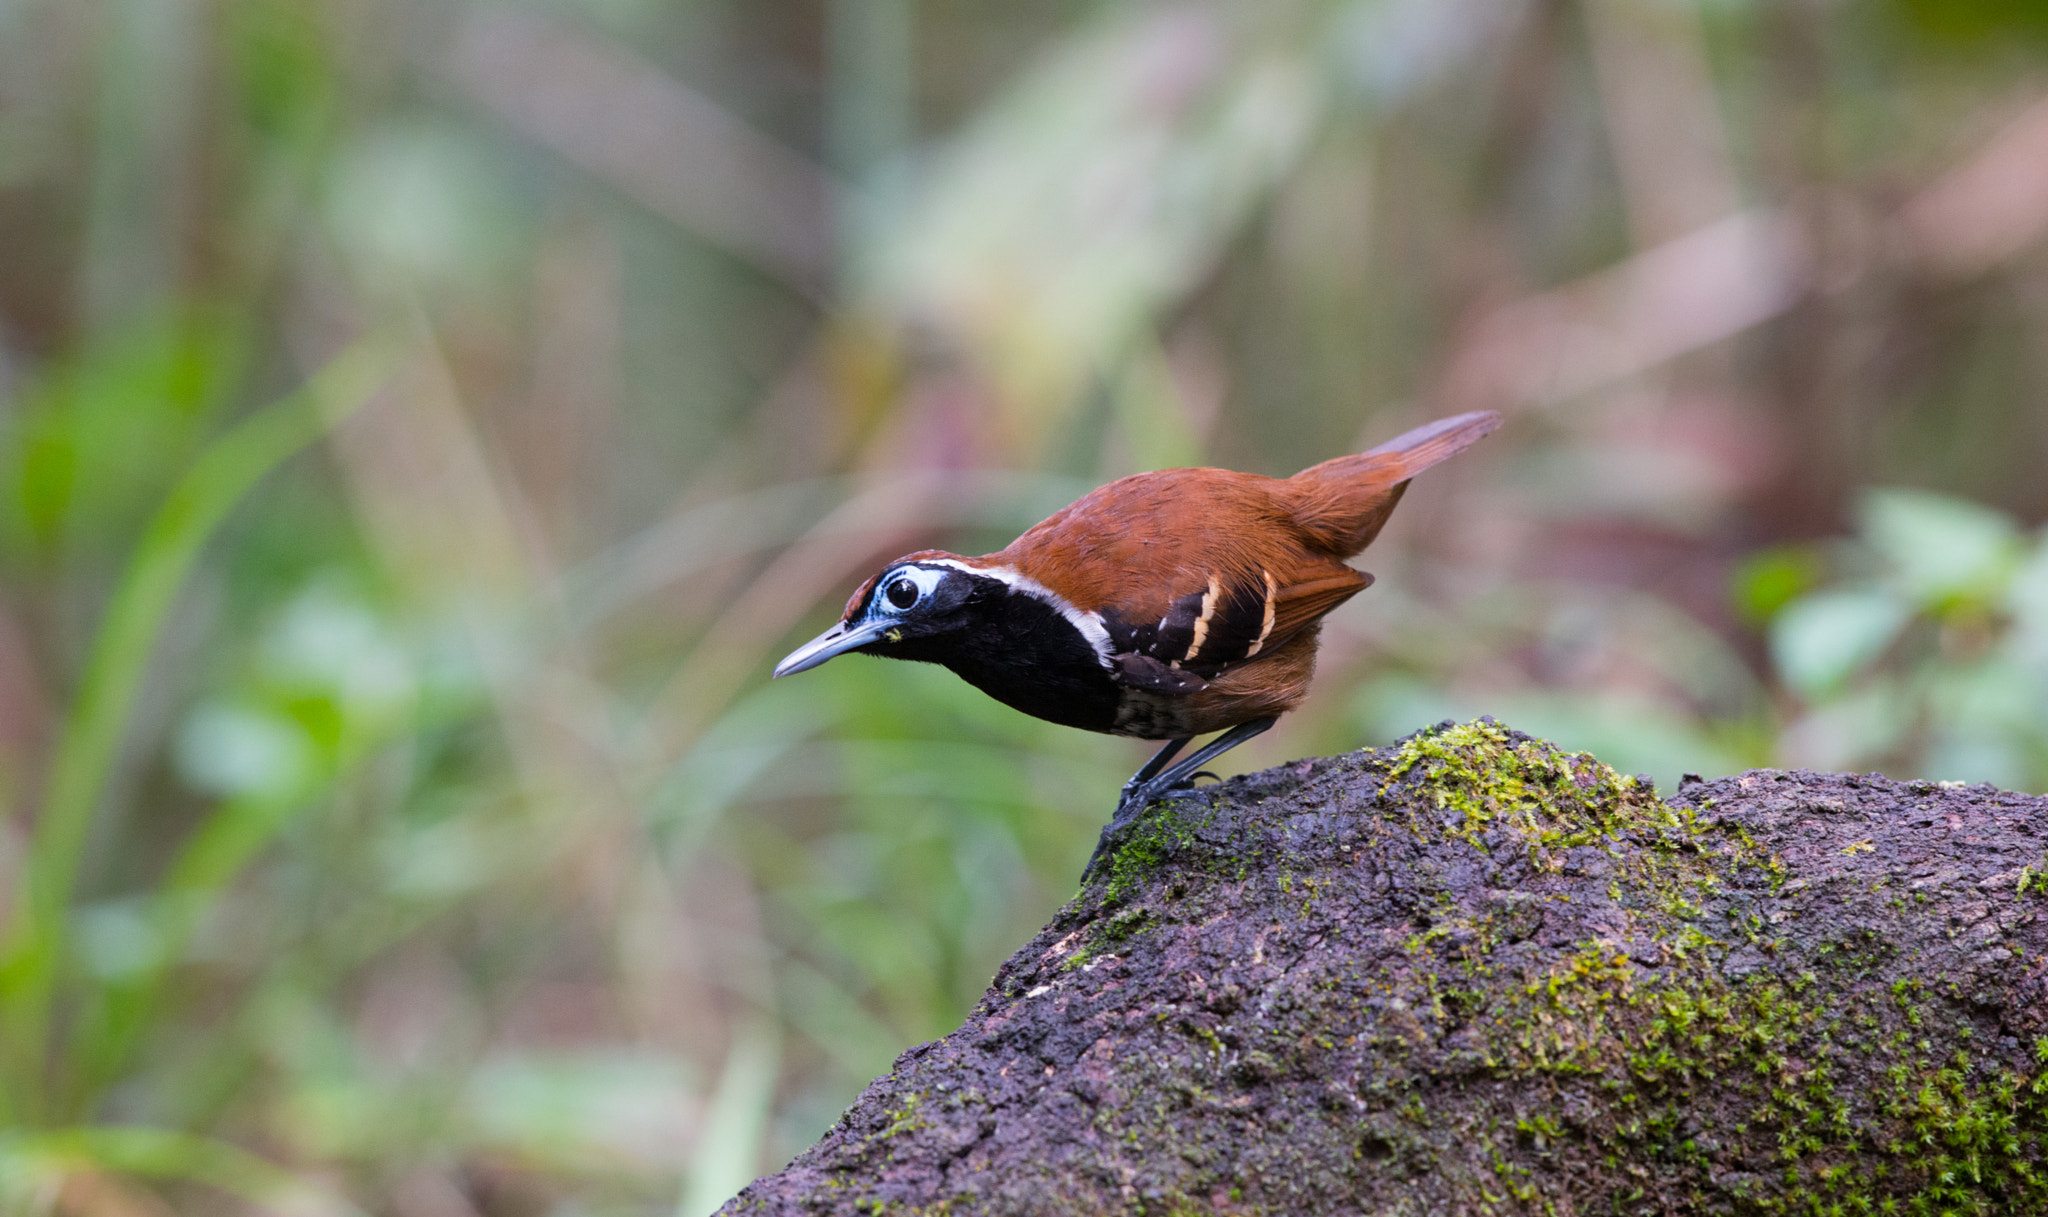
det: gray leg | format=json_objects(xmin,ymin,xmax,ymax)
[
  {"xmin": 1085, "ymin": 718, "xmax": 1277, "ymax": 879},
  {"xmin": 1116, "ymin": 738, "xmax": 1188, "ymax": 818},
  {"xmin": 1125, "ymin": 717, "xmax": 1275, "ymax": 812}
]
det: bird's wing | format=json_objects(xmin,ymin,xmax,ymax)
[
  {"xmin": 1265, "ymin": 568, "xmax": 1374, "ymax": 644},
  {"xmin": 1098, "ymin": 563, "xmax": 1372, "ymax": 683},
  {"xmin": 990, "ymin": 469, "xmax": 1378, "ymax": 687}
]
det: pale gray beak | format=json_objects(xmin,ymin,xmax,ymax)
[{"xmin": 773, "ymin": 619, "xmax": 891, "ymax": 678}]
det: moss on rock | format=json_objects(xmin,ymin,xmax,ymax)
[{"xmin": 722, "ymin": 720, "xmax": 2048, "ymax": 1215}]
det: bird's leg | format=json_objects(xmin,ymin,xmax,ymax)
[
  {"xmin": 1116, "ymin": 738, "xmax": 1188, "ymax": 819},
  {"xmin": 1088, "ymin": 740, "xmax": 1188, "ymax": 875},
  {"xmin": 1084, "ymin": 718, "xmax": 1277, "ymax": 879},
  {"xmin": 1081, "ymin": 733, "xmax": 1196, "ymax": 876},
  {"xmin": 1127, "ymin": 717, "xmax": 1276, "ymax": 811}
]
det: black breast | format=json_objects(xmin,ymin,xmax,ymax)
[{"xmin": 888, "ymin": 585, "xmax": 1122, "ymax": 733}]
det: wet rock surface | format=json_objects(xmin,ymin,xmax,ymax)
[{"xmin": 722, "ymin": 720, "xmax": 2048, "ymax": 1215}]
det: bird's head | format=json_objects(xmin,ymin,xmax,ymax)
[{"xmin": 772, "ymin": 552, "xmax": 984, "ymax": 678}]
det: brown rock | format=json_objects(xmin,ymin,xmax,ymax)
[{"xmin": 723, "ymin": 720, "xmax": 2048, "ymax": 1215}]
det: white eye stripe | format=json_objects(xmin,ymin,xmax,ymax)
[
  {"xmin": 914, "ymin": 558, "xmax": 1114, "ymax": 671},
  {"xmin": 875, "ymin": 565, "xmax": 947, "ymax": 612}
]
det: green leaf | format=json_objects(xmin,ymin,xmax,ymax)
[
  {"xmin": 2004, "ymin": 529, "xmax": 2048, "ymax": 649},
  {"xmin": 1732, "ymin": 546, "xmax": 1825, "ymax": 626},
  {"xmin": 1858, "ymin": 488, "xmax": 2022, "ymax": 611},
  {"xmin": 1771, "ymin": 587, "xmax": 1911, "ymax": 698}
]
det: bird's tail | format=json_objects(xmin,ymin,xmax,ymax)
[{"xmin": 1285, "ymin": 410, "xmax": 1502, "ymax": 556}]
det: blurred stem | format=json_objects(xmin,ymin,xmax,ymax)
[
  {"xmin": 62, "ymin": 787, "xmax": 312, "ymax": 1121},
  {"xmin": 678, "ymin": 1016, "xmax": 781, "ymax": 1217},
  {"xmin": 1756, "ymin": 0, "xmax": 1853, "ymax": 536},
  {"xmin": 1470, "ymin": 0, "xmax": 1571, "ymax": 208},
  {"xmin": 0, "ymin": 343, "xmax": 391, "ymax": 1126},
  {"xmin": 79, "ymin": 0, "xmax": 195, "ymax": 331}
]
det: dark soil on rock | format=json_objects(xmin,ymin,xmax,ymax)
[{"xmin": 721, "ymin": 720, "xmax": 2048, "ymax": 1215}]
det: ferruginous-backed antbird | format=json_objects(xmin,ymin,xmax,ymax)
[{"xmin": 773, "ymin": 410, "xmax": 1503, "ymax": 872}]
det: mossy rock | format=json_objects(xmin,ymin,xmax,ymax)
[{"xmin": 722, "ymin": 720, "xmax": 2048, "ymax": 1215}]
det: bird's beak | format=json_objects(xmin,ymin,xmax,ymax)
[{"xmin": 772, "ymin": 619, "xmax": 892, "ymax": 678}]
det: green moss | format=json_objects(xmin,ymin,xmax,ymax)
[
  {"xmin": 1388, "ymin": 721, "xmax": 1759, "ymax": 945},
  {"xmin": 1183, "ymin": 1021, "xmax": 1226, "ymax": 1057},
  {"xmin": 1065, "ymin": 904, "xmax": 1159, "ymax": 970},
  {"xmin": 1371, "ymin": 722, "xmax": 2048, "ymax": 1213},
  {"xmin": 1376, "ymin": 725, "xmax": 2048, "ymax": 1204},
  {"xmin": 819, "ymin": 719, "xmax": 2046, "ymax": 1214},
  {"xmin": 1387, "ymin": 721, "xmax": 1745, "ymax": 886},
  {"xmin": 1387, "ymin": 720, "xmax": 1654, "ymax": 856},
  {"xmin": 876, "ymin": 1091, "xmax": 931, "ymax": 1141},
  {"xmin": 1102, "ymin": 799, "xmax": 1217, "ymax": 902},
  {"xmin": 2017, "ymin": 859, "xmax": 2048, "ymax": 899},
  {"xmin": 1466, "ymin": 940, "xmax": 2047, "ymax": 1212},
  {"xmin": 1101, "ymin": 905, "xmax": 1155, "ymax": 945},
  {"xmin": 852, "ymin": 1200, "xmax": 966, "ymax": 1217}
]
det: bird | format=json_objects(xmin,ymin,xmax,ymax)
[{"xmin": 772, "ymin": 410, "xmax": 1503, "ymax": 872}]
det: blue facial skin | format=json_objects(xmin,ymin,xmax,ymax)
[
  {"xmin": 773, "ymin": 562, "xmax": 1124, "ymax": 734},
  {"xmin": 772, "ymin": 565, "xmax": 955, "ymax": 678}
]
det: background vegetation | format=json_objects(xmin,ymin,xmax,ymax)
[{"xmin": 0, "ymin": 0, "xmax": 2043, "ymax": 1211}]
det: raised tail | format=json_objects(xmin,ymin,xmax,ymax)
[{"xmin": 1285, "ymin": 410, "xmax": 1502, "ymax": 556}]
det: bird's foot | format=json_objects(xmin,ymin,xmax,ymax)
[
  {"xmin": 1087, "ymin": 717, "xmax": 1277, "ymax": 882},
  {"xmin": 1116, "ymin": 768, "xmax": 1221, "ymax": 816},
  {"xmin": 1088, "ymin": 772, "xmax": 1215, "ymax": 878},
  {"xmin": 1111, "ymin": 771, "xmax": 1199, "ymax": 825}
]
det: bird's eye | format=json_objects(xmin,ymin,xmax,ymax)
[{"xmin": 886, "ymin": 578, "xmax": 921, "ymax": 609}]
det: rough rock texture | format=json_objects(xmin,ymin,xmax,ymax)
[{"xmin": 724, "ymin": 720, "xmax": 2048, "ymax": 1215}]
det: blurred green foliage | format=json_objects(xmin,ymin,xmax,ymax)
[
  {"xmin": 1762, "ymin": 489, "xmax": 2048, "ymax": 788},
  {"xmin": 1889, "ymin": 0, "xmax": 2048, "ymax": 50},
  {"xmin": 0, "ymin": 0, "xmax": 2044, "ymax": 1213}
]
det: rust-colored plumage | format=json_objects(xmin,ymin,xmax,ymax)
[
  {"xmin": 773, "ymin": 410, "xmax": 1502, "ymax": 849},
  {"xmin": 981, "ymin": 409, "xmax": 1499, "ymax": 736}
]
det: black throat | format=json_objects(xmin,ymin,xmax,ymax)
[{"xmin": 872, "ymin": 577, "xmax": 1121, "ymax": 733}]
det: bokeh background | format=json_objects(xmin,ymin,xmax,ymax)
[{"xmin": 2, "ymin": 0, "xmax": 2047, "ymax": 1211}]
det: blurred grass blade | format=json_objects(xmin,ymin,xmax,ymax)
[
  {"xmin": 0, "ymin": 343, "xmax": 391, "ymax": 1124},
  {"xmin": 0, "ymin": 1125, "xmax": 365, "ymax": 1215},
  {"xmin": 443, "ymin": 6, "xmax": 837, "ymax": 291},
  {"xmin": 861, "ymin": 8, "xmax": 1322, "ymax": 453},
  {"xmin": 64, "ymin": 788, "xmax": 315, "ymax": 1115},
  {"xmin": 566, "ymin": 471, "xmax": 1094, "ymax": 629},
  {"xmin": 777, "ymin": 960, "xmax": 904, "ymax": 1082},
  {"xmin": 678, "ymin": 1017, "xmax": 780, "ymax": 1217}
]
